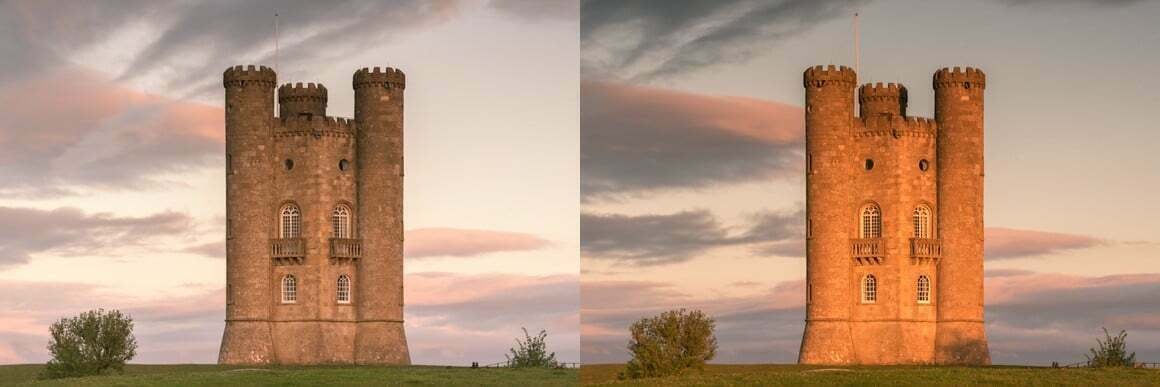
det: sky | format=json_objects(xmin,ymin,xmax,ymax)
[
  {"xmin": 0, "ymin": 0, "xmax": 579, "ymax": 365},
  {"xmin": 580, "ymin": 0, "xmax": 1160, "ymax": 365}
]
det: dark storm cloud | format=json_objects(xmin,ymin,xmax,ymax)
[
  {"xmin": 581, "ymin": 0, "xmax": 869, "ymax": 81},
  {"xmin": 581, "ymin": 81, "xmax": 804, "ymax": 200},
  {"xmin": 581, "ymin": 207, "xmax": 803, "ymax": 266},
  {"xmin": 0, "ymin": 206, "xmax": 194, "ymax": 267}
]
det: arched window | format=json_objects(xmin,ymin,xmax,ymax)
[
  {"xmin": 862, "ymin": 274, "xmax": 877, "ymax": 303},
  {"xmin": 913, "ymin": 206, "xmax": 931, "ymax": 238},
  {"xmin": 917, "ymin": 275, "xmax": 931, "ymax": 304},
  {"xmin": 860, "ymin": 204, "xmax": 882, "ymax": 238},
  {"xmin": 332, "ymin": 205, "xmax": 351, "ymax": 238},
  {"xmin": 282, "ymin": 275, "xmax": 297, "ymax": 303},
  {"xmin": 280, "ymin": 204, "xmax": 301, "ymax": 238},
  {"xmin": 337, "ymin": 275, "xmax": 351, "ymax": 304}
]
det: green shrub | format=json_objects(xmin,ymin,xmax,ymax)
[
  {"xmin": 506, "ymin": 327, "xmax": 558, "ymax": 368},
  {"xmin": 1086, "ymin": 327, "xmax": 1136, "ymax": 368},
  {"xmin": 40, "ymin": 309, "xmax": 137, "ymax": 379},
  {"xmin": 621, "ymin": 309, "xmax": 717, "ymax": 379}
]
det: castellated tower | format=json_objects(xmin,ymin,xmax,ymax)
[
  {"xmin": 798, "ymin": 65, "xmax": 989, "ymax": 365},
  {"xmin": 219, "ymin": 65, "xmax": 410, "ymax": 365}
]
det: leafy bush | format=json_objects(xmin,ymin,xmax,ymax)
[
  {"xmin": 621, "ymin": 309, "xmax": 717, "ymax": 379},
  {"xmin": 1086, "ymin": 327, "xmax": 1136, "ymax": 368},
  {"xmin": 40, "ymin": 309, "xmax": 137, "ymax": 379},
  {"xmin": 506, "ymin": 327, "xmax": 558, "ymax": 368}
]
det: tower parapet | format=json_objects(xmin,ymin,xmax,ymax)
[
  {"xmin": 859, "ymin": 82, "xmax": 908, "ymax": 117},
  {"xmin": 353, "ymin": 67, "xmax": 406, "ymax": 90},
  {"xmin": 224, "ymin": 65, "xmax": 276, "ymax": 88},
  {"xmin": 933, "ymin": 67, "xmax": 986, "ymax": 90},
  {"xmin": 803, "ymin": 65, "xmax": 857, "ymax": 88},
  {"xmin": 278, "ymin": 82, "xmax": 328, "ymax": 118}
]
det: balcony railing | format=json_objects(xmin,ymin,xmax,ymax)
[
  {"xmin": 851, "ymin": 238, "xmax": 883, "ymax": 265},
  {"xmin": 330, "ymin": 238, "xmax": 362, "ymax": 260},
  {"xmin": 910, "ymin": 238, "xmax": 941, "ymax": 264},
  {"xmin": 271, "ymin": 238, "xmax": 305, "ymax": 265}
]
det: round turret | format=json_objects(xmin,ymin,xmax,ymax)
[
  {"xmin": 353, "ymin": 67, "xmax": 406, "ymax": 90},
  {"xmin": 933, "ymin": 66, "xmax": 985, "ymax": 90},
  {"xmin": 278, "ymin": 82, "xmax": 328, "ymax": 118},
  {"xmin": 223, "ymin": 65, "xmax": 277, "ymax": 88},
  {"xmin": 859, "ymin": 82, "xmax": 907, "ymax": 118}
]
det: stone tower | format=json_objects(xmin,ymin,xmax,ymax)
[
  {"xmin": 798, "ymin": 65, "xmax": 989, "ymax": 365},
  {"xmin": 219, "ymin": 65, "xmax": 410, "ymax": 365}
]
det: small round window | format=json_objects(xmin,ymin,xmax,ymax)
[
  {"xmin": 864, "ymin": 159, "xmax": 874, "ymax": 171},
  {"xmin": 919, "ymin": 159, "xmax": 929, "ymax": 171},
  {"xmin": 339, "ymin": 159, "xmax": 349, "ymax": 171},
  {"xmin": 284, "ymin": 159, "xmax": 294, "ymax": 171}
]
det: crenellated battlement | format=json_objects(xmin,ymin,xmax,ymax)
[
  {"xmin": 353, "ymin": 67, "xmax": 406, "ymax": 90},
  {"xmin": 803, "ymin": 65, "xmax": 857, "ymax": 88},
  {"xmin": 277, "ymin": 114, "xmax": 356, "ymax": 135},
  {"xmin": 859, "ymin": 82, "xmax": 906, "ymax": 101},
  {"xmin": 224, "ymin": 65, "xmax": 276, "ymax": 88},
  {"xmin": 278, "ymin": 82, "xmax": 328, "ymax": 102},
  {"xmin": 856, "ymin": 114, "xmax": 937, "ymax": 138},
  {"xmin": 933, "ymin": 66, "xmax": 986, "ymax": 90}
]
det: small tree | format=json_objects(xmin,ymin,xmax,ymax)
[
  {"xmin": 506, "ymin": 327, "xmax": 558, "ymax": 368},
  {"xmin": 40, "ymin": 309, "xmax": 137, "ymax": 379},
  {"xmin": 621, "ymin": 309, "xmax": 717, "ymax": 379},
  {"xmin": 1086, "ymin": 327, "xmax": 1136, "ymax": 368}
]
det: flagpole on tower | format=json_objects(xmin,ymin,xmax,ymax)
[
  {"xmin": 275, "ymin": 12, "xmax": 280, "ymax": 75},
  {"xmin": 854, "ymin": 12, "xmax": 860, "ymax": 75}
]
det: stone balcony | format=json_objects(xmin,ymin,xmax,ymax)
[
  {"xmin": 271, "ymin": 238, "xmax": 305, "ymax": 265},
  {"xmin": 851, "ymin": 238, "xmax": 883, "ymax": 265},
  {"xmin": 910, "ymin": 238, "xmax": 941, "ymax": 264},
  {"xmin": 329, "ymin": 238, "xmax": 362, "ymax": 262}
]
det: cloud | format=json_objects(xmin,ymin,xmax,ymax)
[
  {"xmin": 581, "ymin": 81, "xmax": 804, "ymax": 200},
  {"xmin": 182, "ymin": 240, "xmax": 225, "ymax": 259},
  {"xmin": 581, "ymin": 279, "xmax": 805, "ymax": 364},
  {"xmin": 5, "ymin": 1, "xmax": 460, "ymax": 98},
  {"xmin": 404, "ymin": 228, "xmax": 552, "ymax": 259},
  {"xmin": 985, "ymin": 271, "xmax": 1160, "ymax": 364},
  {"xmin": 489, "ymin": 0, "xmax": 578, "ymax": 21},
  {"xmin": 581, "ymin": 0, "xmax": 868, "ymax": 81},
  {"xmin": 0, "ymin": 272, "xmax": 579, "ymax": 365},
  {"xmin": 985, "ymin": 227, "xmax": 1105, "ymax": 260},
  {"xmin": 0, "ymin": 206, "xmax": 195, "ymax": 268},
  {"xmin": 999, "ymin": 0, "xmax": 1145, "ymax": 7},
  {"xmin": 581, "ymin": 271, "xmax": 1160, "ymax": 365},
  {"xmin": 581, "ymin": 207, "xmax": 803, "ymax": 266},
  {"xmin": 0, "ymin": 67, "xmax": 223, "ymax": 197}
]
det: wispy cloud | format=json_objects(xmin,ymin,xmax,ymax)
[
  {"xmin": 582, "ymin": 207, "xmax": 803, "ymax": 266},
  {"xmin": 581, "ymin": 81, "xmax": 803, "ymax": 200},
  {"xmin": 404, "ymin": 228, "xmax": 552, "ymax": 259},
  {"xmin": 985, "ymin": 227, "xmax": 1106, "ymax": 260},
  {"xmin": 0, "ymin": 206, "xmax": 194, "ymax": 268},
  {"xmin": 581, "ymin": 0, "xmax": 868, "ymax": 81}
]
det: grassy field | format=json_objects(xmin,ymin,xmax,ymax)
[
  {"xmin": 581, "ymin": 363, "xmax": 1160, "ymax": 386},
  {"xmin": 0, "ymin": 364, "xmax": 578, "ymax": 386}
]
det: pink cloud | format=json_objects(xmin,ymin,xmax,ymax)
[
  {"xmin": 404, "ymin": 228, "xmax": 551, "ymax": 259},
  {"xmin": 0, "ymin": 66, "xmax": 223, "ymax": 195},
  {"xmin": 985, "ymin": 227, "xmax": 1105, "ymax": 260}
]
